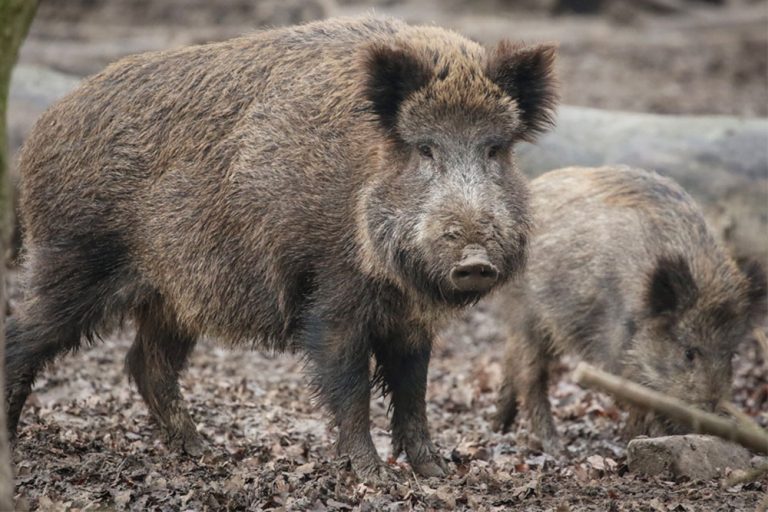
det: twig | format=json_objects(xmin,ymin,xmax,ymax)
[
  {"xmin": 724, "ymin": 463, "xmax": 768, "ymax": 488},
  {"xmin": 572, "ymin": 362, "xmax": 768, "ymax": 455},
  {"xmin": 112, "ymin": 456, "xmax": 128, "ymax": 486},
  {"xmin": 719, "ymin": 402, "xmax": 765, "ymax": 438},
  {"xmin": 754, "ymin": 328, "xmax": 768, "ymax": 363}
]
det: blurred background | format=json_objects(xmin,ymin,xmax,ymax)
[
  {"xmin": 19, "ymin": 0, "xmax": 768, "ymax": 115},
  {"xmin": 9, "ymin": 0, "xmax": 768, "ymax": 264}
]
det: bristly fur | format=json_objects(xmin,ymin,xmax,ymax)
[
  {"xmin": 363, "ymin": 44, "xmax": 433, "ymax": 136},
  {"xmin": 737, "ymin": 256, "xmax": 768, "ymax": 322},
  {"xmin": 7, "ymin": 16, "xmax": 554, "ymax": 480}
]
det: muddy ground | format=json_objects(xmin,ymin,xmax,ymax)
[{"xmin": 8, "ymin": 0, "xmax": 768, "ymax": 510}]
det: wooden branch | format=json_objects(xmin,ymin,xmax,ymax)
[
  {"xmin": 1, "ymin": 0, "xmax": 39, "ymax": 238},
  {"xmin": 724, "ymin": 463, "xmax": 768, "ymax": 488},
  {"xmin": 573, "ymin": 362, "xmax": 768, "ymax": 455},
  {"xmin": 754, "ymin": 328, "xmax": 768, "ymax": 363},
  {"xmin": 719, "ymin": 401, "xmax": 764, "ymax": 434}
]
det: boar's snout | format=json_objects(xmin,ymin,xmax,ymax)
[{"xmin": 450, "ymin": 245, "xmax": 499, "ymax": 292}]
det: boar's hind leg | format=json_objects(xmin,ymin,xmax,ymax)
[
  {"xmin": 5, "ymin": 316, "xmax": 81, "ymax": 437},
  {"xmin": 374, "ymin": 342, "xmax": 447, "ymax": 478},
  {"xmin": 125, "ymin": 304, "xmax": 203, "ymax": 457},
  {"xmin": 5, "ymin": 234, "xmax": 132, "ymax": 437}
]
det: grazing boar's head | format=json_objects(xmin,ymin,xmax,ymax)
[
  {"xmin": 358, "ymin": 39, "xmax": 558, "ymax": 306},
  {"xmin": 628, "ymin": 254, "xmax": 767, "ymax": 426}
]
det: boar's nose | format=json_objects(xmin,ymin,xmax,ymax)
[{"xmin": 450, "ymin": 245, "xmax": 499, "ymax": 292}]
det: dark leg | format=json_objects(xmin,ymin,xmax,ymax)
[
  {"xmin": 5, "ymin": 316, "xmax": 81, "ymax": 436},
  {"xmin": 493, "ymin": 333, "xmax": 520, "ymax": 433},
  {"xmin": 374, "ymin": 340, "xmax": 447, "ymax": 478},
  {"xmin": 125, "ymin": 304, "xmax": 202, "ymax": 456},
  {"xmin": 521, "ymin": 351, "xmax": 561, "ymax": 454},
  {"xmin": 303, "ymin": 316, "xmax": 392, "ymax": 483},
  {"xmin": 6, "ymin": 234, "xmax": 137, "ymax": 437}
]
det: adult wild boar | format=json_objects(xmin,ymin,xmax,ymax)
[
  {"xmin": 495, "ymin": 166, "xmax": 766, "ymax": 454},
  {"xmin": 6, "ymin": 17, "xmax": 557, "ymax": 481}
]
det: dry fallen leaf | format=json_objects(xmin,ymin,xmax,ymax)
[
  {"xmin": 7, "ymin": 276, "xmax": 766, "ymax": 510},
  {"xmin": 114, "ymin": 490, "xmax": 132, "ymax": 507},
  {"xmin": 295, "ymin": 461, "xmax": 316, "ymax": 476}
]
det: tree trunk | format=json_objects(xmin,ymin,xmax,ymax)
[{"xmin": 0, "ymin": 0, "xmax": 38, "ymax": 508}]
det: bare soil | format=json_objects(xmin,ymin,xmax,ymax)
[{"xmin": 9, "ymin": 1, "xmax": 768, "ymax": 510}]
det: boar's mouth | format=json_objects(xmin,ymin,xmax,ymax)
[
  {"xmin": 442, "ymin": 288, "xmax": 489, "ymax": 307},
  {"xmin": 394, "ymin": 246, "xmax": 498, "ymax": 307}
]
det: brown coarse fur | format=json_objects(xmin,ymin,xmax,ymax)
[
  {"xmin": 6, "ymin": 16, "xmax": 558, "ymax": 481},
  {"xmin": 494, "ymin": 166, "xmax": 767, "ymax": 453}
]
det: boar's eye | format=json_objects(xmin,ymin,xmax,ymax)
[
  {"xmin": 443, "ymin": 229, "xmax": 460, "ymax": 241},
  {"xmin": 418, "ymin": 144, "xmax": 434, "ymax": 159},
  {"xmin": 684, "ymin": 347, "xmax": 699, "ymax": 363},
  {"xmin": 487, "ymin": 144, "xmax": 503, "ymax": 159}
]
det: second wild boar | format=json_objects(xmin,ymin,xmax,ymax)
[{"xmin": 495, "ymin": 166, "xmax": 766, "ymax": 453}]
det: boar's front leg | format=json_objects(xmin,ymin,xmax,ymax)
[
  {"xmin": 304, "ymin": 318, "xmax": 395, "ymax": 483},
  {"xmin": 511, "ymin": 323, "xmax": 561, "ymax": 455},
  {"xmin": 374, "ymin": 339, "xmax": 448, "ymax": 478},
  {"xmin": 495, "ymin": 314, "xmax": 562, "ymax": 455}
]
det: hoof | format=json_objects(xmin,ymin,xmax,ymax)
[
  {"xmin": 355, "ymin": 460, "xmax": 400, "ymax": 486},
  {"xmin": 412, "ymin": 458, "xmax": 448, "ymax": 478},
  {"xmin": 168, "ymin": 430, "xmax": 206, "ymax": 458}
]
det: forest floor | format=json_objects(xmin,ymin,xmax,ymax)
[{"xmin": 9, "ymin": 281, "xmax": 768, "ymax": 511}]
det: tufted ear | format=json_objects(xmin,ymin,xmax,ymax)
[
  {"xmin": 737, "ymin": 257, "xmax": 767, "ymax": 325},
  {"xmin": 486, "ymin": 41, "xmax": 559, "ymax": 141},
  {"xmin": 645, "ymin": 255, "xmax": 699, "ymax": 318},
  {"xmin": 363, "ymin": 43, "xmax": 433, "ymax": 135}
]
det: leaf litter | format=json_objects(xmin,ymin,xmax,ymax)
[{"xmin": 7, "ymin": 280, "xmax": 766, "ymax": 511}]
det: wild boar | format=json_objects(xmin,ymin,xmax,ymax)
[
  {"xmin": 6, "ymin": 16, "xmax": 558, "ymax": 481},
  {"xmin": 495, "ymin": 166, "xmax": 766, "ymax": 453}
]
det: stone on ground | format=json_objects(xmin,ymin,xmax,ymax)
[{"xmin": 627, "ymin": 435, "xmax": 752, "ymax": 480}]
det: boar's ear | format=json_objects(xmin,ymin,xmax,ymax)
[
  {"xmin": 363, "ymin": 44, "xmax": 433, "ymax": 134},
  {"xmin": 737, "ymin": 257, "xmax": 768, "ymax": 324},
  {"xmin": 645, "ymin": 255, "xmax": 699, "ymax": 318},
  {"xmin": 486, "ymin": 41, "xmax": 559, "ymax": 141}
]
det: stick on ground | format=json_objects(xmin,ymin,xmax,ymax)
[
  {"xmin": 572, "ymin": 362, "xmax": 768, "ymax": 455},
  {"xmin": 724, "ymin": 463, "xmax": 768, "ymax": 488},
  {"xmin": 754, "ymin": 328, "xmax": 768, "ymax": 362}
]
